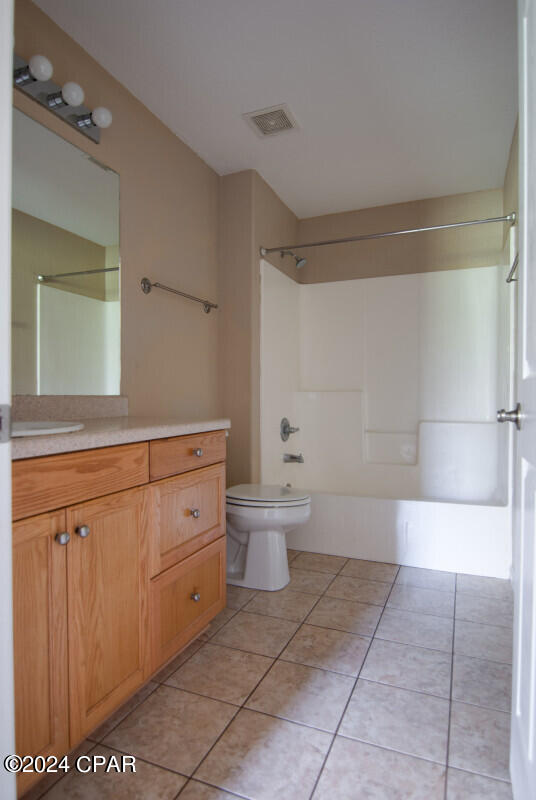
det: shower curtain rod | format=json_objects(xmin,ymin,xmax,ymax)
[
  {"xmin": 37, "ymin": 267, "xmax": 119, "ymax": 281},
  {"xmin": 260, "ymin": 212, "xmax": 516, "ymax": 256}
]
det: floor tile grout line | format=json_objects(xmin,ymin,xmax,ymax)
[
  {"xmin": 445, "ymin": 764, "xmax": 513, "ymax": 786},
  {"xmin": 373, "ymin": 632, "xmax": 453, "ymax": 656},
  {"xmin": 356, "ymin": 675, "xmax": 511, "ymax": 712},
  {"xmin": 276, "ymin": 653, "xmax": 368, "ymax": 680},
  {"xmin": 453, "ymin": 616, "xmax": 516, "ymax": 633},
  {"xmin": 177, "ymin": 776, "xmax": 251, "ymax": 800},
  {"xmin": 307, "ymin": 564, "xmax": 402, "ymax": 799},
  {"xmin": 85, "ymin": 741, "xmax": 190, "ymax": 780},
  {"xmin": 354, "ymin": 676, "xmax": 450, "ymax": 704},
  {"xmin": 443, "ymin": 572, "xmax": 458, "ymax": 800},
  {"xmin": 380, "ymin": 601, "xmax": 466, "ymax": 624},
  {"xmin": 335, "ymin": 730, "xmax": 448, "ymax": 767}
]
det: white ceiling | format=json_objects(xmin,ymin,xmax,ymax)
[
  {"xmin": 12, "ymin": 109, "xmax": 119, "ymax": 245},
  {"xmin": 35, "ymin": 0, "xmax": 517, "ymax": 218}
]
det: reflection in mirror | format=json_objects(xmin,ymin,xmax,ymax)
[{"xmin": 11, "ymin": 109, "xmax": 120, "ymax": 395}]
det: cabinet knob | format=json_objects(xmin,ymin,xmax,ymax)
[
  {"xmin": 193, "ymin": 448, "xmax": 203, "ymax": 457},
  {"xmin": 76, "ymin": 524, "xmax": 91, "ymax": 538},
  {"xmin": 191, "ymin": 592, "xmax": 201, "ymax": 602},
  {"xmin": 55, "ymin": 531, "xmax": 70, "ymax": 546},
  {"xmin": 190, "ymin": 508, "xmax": 201, "ymax": 519}
]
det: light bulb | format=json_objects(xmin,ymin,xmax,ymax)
[
  {"xmin": 28, "ymin": 54, "xmax": 53, "ymax": 82},
  {"xmin": 91, "ymin": 106, "xmax": 112, "ymax": 128},
  {"xmin": 61, "ymin": 81, "xmax": 85, "ymax": 106}
]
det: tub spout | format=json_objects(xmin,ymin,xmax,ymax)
[{"xmin": 283, "ymin": 453, "xmax": 304, "ymax": 463}]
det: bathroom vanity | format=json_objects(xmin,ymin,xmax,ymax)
[{"xmin": 11, "ymin": 418, "xmax": 229, "ymax": 796}]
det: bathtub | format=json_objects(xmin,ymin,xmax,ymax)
[{"xmin": 286, "ymin": 491, "xmax": 512, "ymax": 579}]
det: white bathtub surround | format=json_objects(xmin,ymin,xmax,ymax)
[
  {"xmin": 260, "ymin": 259, "xmax": 514, "ymax": 578},
  {"xmin": 287, "ymin": 493, "xmax": 512, "ymax": 579}
]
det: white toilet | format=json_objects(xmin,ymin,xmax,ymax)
[{"xmin": 226, "ymin": 484, "xmax": 311, "ymax": 591}]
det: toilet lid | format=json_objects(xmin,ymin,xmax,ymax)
[{"xmin": 226, "ymin": 484, "xmax": 310, "ymax": 503}]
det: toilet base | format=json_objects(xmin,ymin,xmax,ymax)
[{"xmin": 226, "ymin": 528, "xmax": 290, "ymax": 591}]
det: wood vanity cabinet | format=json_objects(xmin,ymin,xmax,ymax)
[{"xmin": 11, "ymin": 429, "xmax": 226, "ymax": 796}]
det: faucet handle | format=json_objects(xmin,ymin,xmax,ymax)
[{"xmin": 280, "ymin": 417, "xmax": 300, "ymax": 441}]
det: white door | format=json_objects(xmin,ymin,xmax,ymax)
[
  {"xmin": 0, "ymin": 1, "xmax": 16, "ymax": 798},
  {"xmin": 511, "ymin": 3, "xmax": 536, "ymax": 798}
]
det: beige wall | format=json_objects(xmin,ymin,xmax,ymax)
[
  {"xmin": 218, "ymin": 170, "xmax": 298, "ymax": 485},
  {"xmin": 15, "ymin": 0, "xmax": 220, "ymax": 418},
  {"xmin": 12, "ymin": 209, "xmax": 106, "ymax": 393},
  {"xmin": 296, "ymin": 189, "xmax": 505, "ymax": 284},
  {"xmin": 218, "ymin": 171, "xmax": 254, "ymax": 486}
]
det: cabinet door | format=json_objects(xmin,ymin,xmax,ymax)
[
  {"xmin": 150, "ymin": 462, "xmax": 226, "ymax": 576},
  {"xmin": 67, "ymin": 486, "xmax": 150, "ymax": 743},
  {"xmin": 12, "ymin": 511, "xmax": 70, "ymax": 797},
  {"xmin": 150, "ymin": 537, "xmax": 226, "ymax": 672}
]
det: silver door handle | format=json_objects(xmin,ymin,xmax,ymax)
[
  {"xmin": 193, "ymin": 448, "xmax": 203, "ymax": 457},
  {"xmin": 497, "ymin": 403, "xmax": 522, "ymax": 430},
  {"xmin": 55, "ymin": 531, "xmax": 70, "ymax": 546},
  {"xmin": 190, "ymin": 508, "xmax": 201, "ymax": 519},
  {"xmin": 76, "ymin": 524, "xmax": 91, "ymax": 538},
  {"xmin": 191, "ymin": 592, "xmax": 201, "ymax": 602}
]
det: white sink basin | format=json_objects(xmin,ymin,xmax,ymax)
[{"xmin": 12, "ymin": 421, "xmax": 85, "ymax": 437}]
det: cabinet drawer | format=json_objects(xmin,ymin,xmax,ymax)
[
  {"xmin": 149, "ymin": 430, "xmax": 226, "ymax": 481},
  {"xmin": 12, "ymin": 442, "xmax": 149, "ymax": 521},
  {"xmin": 150, "ymin": 462, "xmax": 226, "ymax": 576},
  {"xmin": 150, "ymin": 537, "xmax": 226, "ymax": 672}
]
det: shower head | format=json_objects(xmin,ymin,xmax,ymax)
[{"xmin": 280, "ymin": 249, "xmax": 307, "ymax": 269}]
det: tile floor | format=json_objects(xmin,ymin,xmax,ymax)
[{"xmin": 26, "ymin": 551, "xmax": 514, "ymax": 800}]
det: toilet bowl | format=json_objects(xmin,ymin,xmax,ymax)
[{"xmin": 226, "ymin": 484, "xmax": 311, "ymax": 591}]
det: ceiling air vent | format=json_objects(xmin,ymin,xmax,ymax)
[{"xmin": 243, "ymin": 104, "xmax": 298, "ymax": 137}]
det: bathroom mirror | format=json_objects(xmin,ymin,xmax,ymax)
[{"xmin": 11, "ymin": 108, "xmax": 120, "ymax": 395}]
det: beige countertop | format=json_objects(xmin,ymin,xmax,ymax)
[{"xmin": 11, "ymin": 416, "xmax": 231, "ymax": 460}]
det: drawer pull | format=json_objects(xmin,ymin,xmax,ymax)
[
  {"xmin": 190, "ymin": 508, "xmax": 201, "ymax": 519},
  {"xmin": 55, "ymin": 531, "xmax": 70, "ymax": 546},
  {"xmin": 193, "ymin": 448, "xmax": 203, "ymax": 457},
  {"xmin": 191, "ymin": 592, "xmax": 201, "ymax": 602},
  {"xmin": 76, "ymin": 524, "xmax": 91, "ymax": 538}
]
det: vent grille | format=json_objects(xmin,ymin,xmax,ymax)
[{"xmin": 243, "ymin": 104, "xmax": 298, "ymax": 137}]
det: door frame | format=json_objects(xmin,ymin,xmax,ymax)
[{"xmin": 0, "ymin": 0, "xmax": 16, "ymax": 798}]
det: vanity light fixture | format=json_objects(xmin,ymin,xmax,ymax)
[
  {"xmin": 12, "ymin": 52, "xmax": 112, "ymax": 144},
  {"xmin": 76, "ymin": 106, "xmax": 113, "ymax": 130},
  {"xmin": 47, "ymin": 80, "xmax": 85, "ymax": 109},
  {"xmin": 13, "ymin": 53, "xmax": 53, "ymax": 86}
]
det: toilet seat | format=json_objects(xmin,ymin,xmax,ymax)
[
  {"xmin": 226, "ymin": 484, "xmax": 310, "ymax": 508},
  {"xmin": 226, "ymin": 497, "xmax": 310, "ymax": 508}
]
